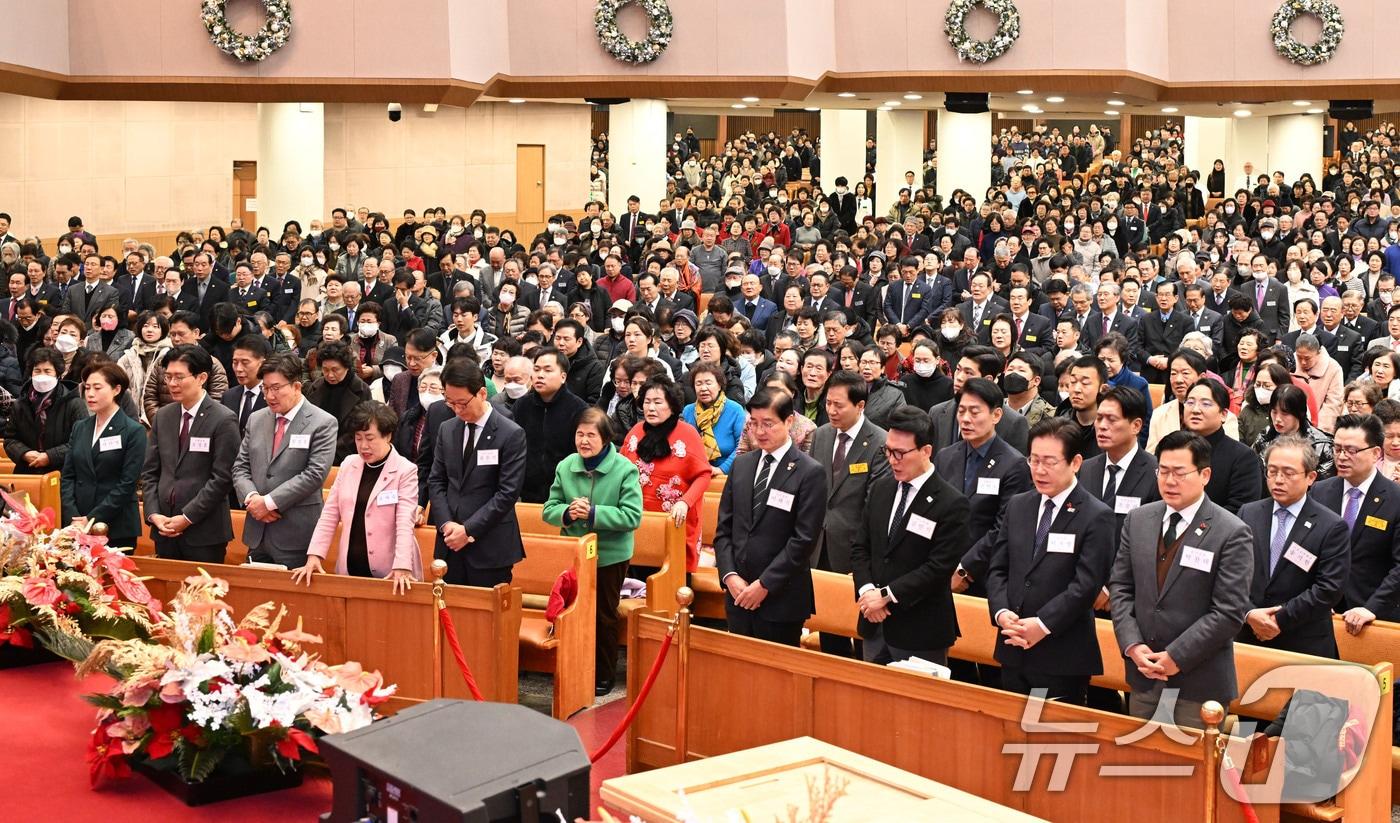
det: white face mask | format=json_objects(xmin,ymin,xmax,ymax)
[
  {"xmin": 30, "ymin": 374, "xmax": 57, "ymax": 393},
  {"xmin": 504, "ymin": 382, "xmax": 529, "ymax": 399},
  {"xmin": 941, "ymin": 326, "xmax": 960, "ymax": 341},
  {"xmin": 1254, "ymin": 386, "xmax": 1274, "ymax": 405},
  {"xmin": 913, "ymin": 361, "xmax": 937, "ymax": 378},
  {"xmin": 358, "ymin": 322, "xmax": 379, "ymax": 338},
  {"xmin": 767, "ymin": 265, "xmax": 780, "ymax": 276},
  {"xmin": 1261, "ymin": 231, "xmax": 1275, "ymax": 241},
  {"xmin": 54, "ymin": 333, "xmax": 79, "ymax": 353},
  {"xmin": 611, "ymin": 316, "xmax": 625, "ymax": 333},
  {"xmin": 329, "ymin": 242, "xmax": 341, "ymax": 252},
  {"xmin": 300, "ymin": 257, "xmax": 313, "ymax": 267},
  {"xmin": 1058, "ymin": 389, "xmax": 1071, "ymax": 403},
  {"xmin": 58, "ymin": 245, "xmax": 72, "ymax": 255},
  {"xmin": 418, "ymin": 392, "xmax": 444, "ymax": 407},
  {"xmin": 499, "ymin": 292, "xmax": 516, "ymax": 307},
  {"xmin": 1252, "ymin": 269, "xmax": 1269, "ymax": 282},
  {"xmin": 525, "ymin": 275, "xmax": 539, "ymax": 287}
]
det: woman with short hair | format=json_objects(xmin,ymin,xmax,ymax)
[{"xmin": 61, "ymin": 362, "xmax": 146, "ymax": 548}]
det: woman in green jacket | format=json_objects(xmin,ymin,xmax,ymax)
[{"xmin": 543, "ymin": 407, "xmax": 643, "ymax": 696}]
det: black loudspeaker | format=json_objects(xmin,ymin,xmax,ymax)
[
  {"xmin": 945, "ymin": 92, "xmax": 990, "ymax": 114},
  {"xmin": 586, "ymin": 98, "xmax": 630, "ymax": 107},
  {"xmin": 320, "ymin": 700, "xmax": 591, "ymax": 823},
  {"xmin": 1323, "ymin": 124, "xmax": 1335, "ymax": 157},
  {"xmin": 1328, "ymin": 100, "xmax": 1373, "ymax": 121}
]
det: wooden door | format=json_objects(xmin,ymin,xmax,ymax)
[
  {"xmin": 515, "ymin": 145, "xmax": 545, "ymax": 226},
  {"xmin": 233, "ymin": 161, "xmax": 258, "ymax": 230}
]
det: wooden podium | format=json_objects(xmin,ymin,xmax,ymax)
[{"xmin": 601, "ymin": 737, "xmax": 1047, "ymax": 822}]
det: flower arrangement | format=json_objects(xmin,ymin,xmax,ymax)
[
  {"xmin": 595, "ymin": 0, "xmax": 673, "ymax": 65},
  {"xmin": 82, "ymin": 570, "xmax": 395, "ymax": 787},
  {"xmin": 1271, "ymin": 0, "xmax": 1344, "ymax": 66},
  {"xmin": 0, "ymin": 491, "xmax": 159, "ymax": 661},
  {"xmin": 200, "ymin": 0, "xmax": 292, "ymax": 63},
  {"xmin": 944, "ymin": 0, "xmax": 1021, "ymax": 64}
]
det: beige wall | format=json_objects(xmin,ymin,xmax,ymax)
[{"xmin": 323, "ymin": 101, "xmax": 592, "ymax": 219}]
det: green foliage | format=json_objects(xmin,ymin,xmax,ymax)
[{"xmin": 177, "ymin": 737, "xmax": 227, "ymax": 783}]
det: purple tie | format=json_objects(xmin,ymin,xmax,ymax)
[
  {"xmin": 1256, "ymin": 283, "xmax": 1265, "ymax": 310},
  {"xmin": 1343, "ymin": 487, "xmax": 1362, "ymax": 529}
]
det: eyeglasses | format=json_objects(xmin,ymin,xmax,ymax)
[
  {"xmin": 263, "ymin": 381, "xmax": 294, "ymax": 395},
  {"xmin": 1182, "ymin": 398, "xmax": 1218, "ymax": 410},
  {"xmin": 1027, "ymin": 456, "xmax": 1067, "ymax": 469},
  {"xmin": 1265, "ymin": 467, "xmax": 1307, "ymax": 480},
  {"xmin": 882, "ymin": 445, "xmax": 920, "ymax": 461},
  {"xmin": 163, "ymin": 372, "xmax": 192, "ymax": 383},
  {"xmin": 405, "ymin": 351, "xmax": 436, "ymax": 364},
  {"xmin": 1334, "ymin": 444, "xmax": 1379, "ymax": 457},
  {"xmin": 1155, "ymin": 466, "xmax": 1203, "ymax": 480},
  {"xmin": 750, "ymin": 417, "xmax": 785, "ymax": 432},
  {"xmin": 1344, "ymin": 400, "xmax": 1372, "ymax": 411}
]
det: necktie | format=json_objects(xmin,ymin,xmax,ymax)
[
  {"xmin": 744, "ymin": 301, "xmax": 756, "ymax": 318},
  {"xmin": 887, "ymin": 481, "xmax": 913, "ymax": 541},
  {"xmin": 1102, "ymin": 315, "xmax": 1111, "ymax": 336},
  {"xmin": 973, "ymin": 303, "xmax": 982, "ymax": 328},
  {"xmin": 271, "ymin": 414, "xmax": 288, "ymax": 458},
  {"xmin": 1269, "ymin": 508, "xmax": 1293, "ymax": 573},
  {"xmin": 1104, "ymin": 463, "xmax": 1121, "ymax": 503},
  {"xmin": 347, "ymin": 309, "xmax": 356, "ymax": 331},
  {"xmin": 1256, "ymin": 283, "xmax": 1265, "ymax": 310},
  {"xmin": 238, "ymin": 390, "xmax": 254, "ymax": 432},
  {"xmin": 461, "ymin": 421, "xmax": 478, "ymax": 469},
  {"xmin": 1015, "ymin": 316, "xmax": 1023, "ymax": 339},
  {"xmin": 178, "ymin": 411, "xmax": 192, "ymax": 453},
  {"xmin": 198, "ymin": 280, "xmax": 207, "ymax": 303},
  {"xmin": 1033, "ymin": 498, "xmax": 1056, "ymax": 555},
  {"xmin": 963, "ymin": 446, "xmax": 980, "ymax": 496},
  {"xmin": 845, "ymin": 290, "xmax": 853, "ymax": 307},
  {"xmin": 752, "ymin": 454, "xmax": 775, "ymax": 518},
  {"xmin": 832, "ymin": 432, "xmax": 849, "ymax": 479},
  {"xmin": 1343, "ymin": 487, "xmax": 1362, "ymax": 529},
  {"xmin": 1162, "ymin": 512, "xmax": 1182, "ymax": 553}
]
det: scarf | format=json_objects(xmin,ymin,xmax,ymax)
[
  {"xmin": 694, "ymin": 400, "xmax": 723, "ymax": 462},
  {"xmin": 582, "ymin": 442, "xmax": 612, "ymax": 472},
  {"xmin": 637, "ymin": 412, "xmax": 680, "ymax": 462}
]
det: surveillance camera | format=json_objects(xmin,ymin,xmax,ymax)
[{"xmin": 387, "ymin": 103, "xmax": 402, "ymax": 123}]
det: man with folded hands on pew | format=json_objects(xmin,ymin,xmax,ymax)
[
  {"xmin": 715, "ymin": 387, "xmax": 826, "ymax": 646},
  {"xmin": 1236, "ymin": 436, "xmax": 1349, "ymax": 657},
  {"xmin": 987, "ymin": 418, "xmax": 1116, "ymax": 704},
  {"xmin": 428, "ymin": 358, "xmax": 526, "ymax": 587},
  {"xmin": 140, "ymin": 344, "xmax": 240, "ymax": 563},
  {"xmin": 1109, "ymin": 430, "xmax": 1253, "ymax": 729},
  {"xmin": 1309, "ymin": 414, "xmax": 1400, "ymax": 633},
  {"xmin": 850, "ymin": 405, "xmax": 969, "ymax": 665}
]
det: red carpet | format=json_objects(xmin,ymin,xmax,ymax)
[{"xmin": 1, "ymin": 662, "xmax": 629, "ymax": 820}]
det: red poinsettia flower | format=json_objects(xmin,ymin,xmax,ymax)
[
  {"xmin": 0, "ymin": 604, "xmax": 34, "ymax": 648},
  {"xmin": 271, "ymin": 724, "xmax": 318, "ymax": 762},
  {"xmin": 87, "ymin": 724, "xmax": 131, "ymax": 787},
  {"xmin": 143, "ymin": 703, "xmax": 188, "ymax": 760}
]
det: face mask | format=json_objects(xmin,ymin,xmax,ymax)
[
  {"xmin": 58, "ymin": 245, "xmax": 72, "ymax": 255},
  {"xmin": 1254, "ymin": 386, "xmax": 1274, "ymax": 405},
  {"xmin": 1384, "ymin": 292, "xmax": 1394, "ymax": 305},
  {"xmin": 1210, "ymin": 252, "xmax": 1220, "ymax": 263},
  {"xmin": 419, "ymin": 392, "xmax": 444, "ymax": 407},
  {"xmin": 525, "ymin": 275, "xmax": 539, "ymax": 287},
  {"xmin": 1002, "ymin": 373, "xmax": 1030, "ymax": 394},
  {"xmin": 1107, "ymin": 221, "xmax": 1118, "ymax": 231},
  {"xmin": 300, "ymin": 257, "xmax": 313, "ymax": 267},
  {"xmin": 329, "ymin": 242, "xmax": 341, "ymax": 253},
  {"xmin": 54, "ymin": 333, "xmax": 79, "ymax": 353},
  {"xmin": 504, "ymin": 382, "xmax": 529, "ymax": 400},
  {"xmin": 767, "ymin": 265, "xmax": 780, "ymax": 276},
  {"xmin": 547, "ymin": 222, "xmax": 560, "ymax": 233},
  {"xmin": 1058, "ymin": 389, "xmax": 1071, "ymax": 403},
  {"xmin": 99, "ymin": 317, "xmax": 118, "ymax": 332},
  {"xmin": 836, "ymin": 186, "xmax": 848, "ymax": 194},
  {"xmin": 30, "ymin": 374, "xmax": 57, "ymax": 393},
  {"xmin": 725, "ymin": 278, "xmax": 741, "ymax": 290},
  {"xmin": 611, "ymin": 316, "xmax": 625, "ymax": 333},
  {"xmin": 316, "ymin": 255, "xmax": 327, "ymax": 266},
  {"xmin": 1252, "ymin": 269, "xmax": 1269, "ymax": 282},
  {"xmin": 768, "ymin": 189, "xmax": 779, "ymax": 198},
  {"xmin": 358, "ymin": 322, "xmax": 379, "ymax": 338},
  {"xmin": 941, "ymin": 326, "xmax": 960, "ymax": 341},
  {"xmin": 1225, "ymin": 205, "xmax": 1236, "ymax": 214},
  {"xmin": 1261, "ymin": 231, "xmax": 1275, "ymax": 241},
  {"xmin": 913, "ymin": 361, "xmax": 937, "ymax": 378},
  {"xmin": 498, "ymin": 292, "xmax": 516, "ymax": 307}
]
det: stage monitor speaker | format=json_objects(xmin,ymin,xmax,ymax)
[
  {"xmin": 320, "ymin": 700, "xmax": 590, "ymax": 823},
  {"xmin": 945, "ymin": 93, "xmax": 989, "ymax": 115},
  {"xmin": 1328, "ymin": 100, "xmax": 1372, "ymax": 121}
]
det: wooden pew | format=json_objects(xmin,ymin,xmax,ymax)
[
  {"xmin": 0, "ymin": 471, "xmax": 63, "ymax": 520},
  {"xmin": 1333, "ymin": 616, "xmax": 1400, "ymax": 804},
  {"xmin": 513, "ymin": 533, "xmax": 598, "ymax": 719},
  {"xmin": 798, "ymin": 569, "xmax": 859, "ymax": 651},
  {"xmin": 133, "ymin": 503, "xmax": 252, "ymax": 565},
  {"xmin": 131, "ymin": 556, "xmax": 522, "ymax": 710},
  {"xmin": 626, "ymin": 611, "xmax": 1277, "ymax": 823}
]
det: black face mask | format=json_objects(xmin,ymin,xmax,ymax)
[{"xmin": 1002, "ymin": 373, "xmax": 1030, "ymax": 395}]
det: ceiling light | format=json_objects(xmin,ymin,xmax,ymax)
[
  {"xmin": 1161, "ymin": 106, "xmax": 1178, "ymax": 113},
  {"xmin": 1293, "ymin": 100, "xmax": 1311, "ymax": 106},
  {"xmin": 877, "ymin": 106, "xmax": 891, "ymax": 112},
  {"xmin": 1106, "ymin": 99, "xmax": 1125, "ymax": 106},
  {"xmin": 1103, "ymin": 110, "xmax": 1119, "ymax": 116},
  {"xmin": 731, "ymin": 103, "xmax": 747, "ymax": 109},
  {"xmin": 1233, "ymin": 109, "xmax": 1252, "ymax": 117},
  {"xmin": 884, "ymin": 100, "xmax": 902, "ymax": 107},
  {"xmin": 1016, "ymin": 89, "xmax": 1034, "ymax": 95},
  {"xmin": 507, "ymin": 98, "xmax": 525, "ymax": 104},
  {"xmin": 837, "ymin": 92, "xmax": 856, "ymax": 98},
  {"xmin": 804, "ymin": 106, "xmax": 820, "ymax": 112},
  {"xmin": 1045, "ymin": 96, "xmax": 1064, "ymax": 103},
  {"xmin": 1021, "ymin": 104, "xmax": 1041, "ymax": 113},
  {"xmin": 903, "ymin": 93, "xmax": 923, "ymax": 101},
  {"xmin": 742, "ymin": 96, "xmax": 759, "ymax": 103},
  {"xmin": 1307, "ymin": 108, "xmax": 1325, "ymax": 115}
]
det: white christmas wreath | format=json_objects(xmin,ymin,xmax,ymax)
[
  {"xmin": 200, "ymin": 0, "xmax": 292, "ymax": 63},
  {"xmin": 944, "ymin": 0, "xmax": 1020, "ymax": 64},
  {"xmin": 595, "ymin": 0, "xmax": 673, "ymax": 65},
  {"xmin": 1271, "ymin": 0, "xmax": 1344, "ymax": 66}
]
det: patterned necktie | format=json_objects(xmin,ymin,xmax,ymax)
[
  {"xmin": 887, "ymin": 481, "xmax": 913, "ymax": 541},
  {"xmin": 178, "ymin": 411, "xmax": 192, "ymax": 453},
  {"xmin": 239, "ymin": 390, "xmax": 254, "ymax": 432},
  {"xmin": 271, "ymin": 415, "xmax": 288, "ymax": 458},
  {"xmin": 832, "ymin": 433, "xmax": 849, "ymax": 480},
  {"xmin": 1256, "ymin": 283, "xmax": 1265, "ymax": 310},
  {"xmin": 1104, "ymin": 464, "xmax": 1121, "ymax": 503},
  {"xmin": 752, "ymin": 454, "xmax": 775, "ymax": 518},
  {"xmin": 1034, "ymin": 498, "xmax": 1056, "ymax": 554},
  {"xmin": 1269, "ymin": 508, "xmax": 1292, "ymax": 573},
  {"xmin": 1343, "ymin": 487, "xmax": 1362, "ymax": 529}
]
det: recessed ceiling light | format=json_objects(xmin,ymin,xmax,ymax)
[
  {"xmin": 1016, "ymin": 89, "xmax": 1034, "ymax": 95},
  {"xmin": 1045, "ymin": 96, "xmax": 1064, "ymax": 103},
  {"xmin": 877, "ymin": 106, "xmax": 891, "ymax": 112},
  {"xmin": 1233, "ymin": 109, "xmax": 1252, "ymax": 117},
  {"xmin": 1161, "ymin": 106, "xmax": 1178, "ymax": 113},
  {"xmin": 903, "ymin": 93, "xmax": 923, "ymax": 101},
  {"xmin": 507, "ymin": 98, "xmax": 525, "ymax": 104},
  {"xmin": 1307, "ymin": 108, "xmax": 1325, "ymax": 115},
  {"xmin": 884, "ymin": 100, "xmax": 902, "ymax": 107},
  {"xmin": 1293, "ymin": 100, "xmax": 1311, "ymax": 106},
  {"xmin": 837, "ymin": 92, "xmax": 856, "ymax": 98},
  {"xmin": 1103, "ymin": 110, "xmax": 1119, "ymax": 116},
  {"xmin": 1107, "ymin": 99, "xmax": 1125, "ymax": 106},
  {"xmin": 741, "ymin": 96, "xmax": 759, "ymax": 103},
  {"xmin": 804, "ymin": 106, "xmax": 820, "ymax": 112},
  {"xmin": 731, "ymin": 103, "xmax": 748, "ymax": 109},
  {"xmin": 1021, "ymin": 104, "xmax": 1041, "ymax": 113}
]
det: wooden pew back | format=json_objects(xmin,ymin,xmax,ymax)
[
  {"xmin": 0, "ymin": 471, "xmax": 63, "ymax": 520},
  {"xmin": 513, "ymin": 533, "xmax": 598, "ymax": 719}
]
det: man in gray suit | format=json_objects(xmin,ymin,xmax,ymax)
[
  {"xmin": 810, "ymin": 370, "xmax": 889, "ymax": 656},
  {"xmin": 63, "ymin": 252, "xmax": 119, "ymax": 322},
  {"xmin": 929, "ymin": 345, "xmax": 1029, "ymax": 455},
  {"xmin": 140, "ymin": 345, "xmax": 240, "ymax": 563},
  {"xmin": 1109, "ymin": 430, "xmax": 1253, "ymax": 729},
  {"xmin": 231, "ymin": 354, "xmax": 338, "ymax": 567}
]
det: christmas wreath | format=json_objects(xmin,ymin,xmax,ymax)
[
  {"xmin": 595, "ymin": 0, "xmax": 673, "ymax": 65},
  {"xmin": 1271, "ymin": 0, "xmax": 1344, "ymax": 66},
  {"xmin": 944, "ymin": 0, "xmax": 1020, "ymax": 64},
  {"xmin": 200, "ymin": 0, "xmax": 292, "ymax": 63}
]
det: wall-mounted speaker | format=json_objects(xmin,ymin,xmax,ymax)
[
  {"xmin": 1328, "ymin": 100, "xmax": 1372, "ymax": 121},
  {"xmin": 586, "ymin": 98, "xmax": 631, "ymax": 107},
  {"xmin": 944, "ymin": 93, "xmax": 990, "ymax": 115}
]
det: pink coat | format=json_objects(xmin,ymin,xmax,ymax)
[{"xmin": 308, "ymin": 449, "xmax": 422, "ymax": 579}]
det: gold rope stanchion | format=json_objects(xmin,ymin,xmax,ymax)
[
  {"xmin": 1201, "ymin": 700, "xmax": 1224, "ymax": 823},
  {"xmin": 673, "ymin": 585, "xmax": 693, "ymax": 766},
  {"xmin": 431, "ymin": 558, "xmax": 447, "ymax": 698}
]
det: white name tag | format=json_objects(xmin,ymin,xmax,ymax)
[
  {"xmin": 284, "ymin": 287, "xmax": 295, "ymax": 293},
  {"xmin": 376, "ymin": 489, "xmax": 399, "ymax": 506},
  {"xmin": 767, "ymin": 489, "xmax": 795, "ymax": 511},
  {"xmin": 98, "ymin": 435, "xmax": 122, "ymax": 452},
  {"xmin": 976, "ymin": 477, "xmax": 1001, "ymax": 496},
  {"xmin": 1199, "ymin": 325, "xmax": 1210, "ymax": 332},
  {"xmin": 288, "ymin": 434, "xmax": 311, "ymax": 449},
  {"xmin": 189, "ymin": 437, "xmax": 211, "ymax": 453},
  {"xmin": 907, "ymin": 513, "xmax": 936, "ymax": 539},
  {"xmin": 1047, "ymin": 533, "xmax": 1075, "ymax": 554},
  {"xmin": 1180, "ymin": 546, "xmax": 1214, "ymax": 573},
  {"xmin": 1284, "ymin": 542, "xmax": 1317, "ymax": 572},
  {"xmin": 1114, "ymin": 495, "xmax": 1141, "ymax": 515},
  {"xmin": 477, "ymin": 449, "xmax": 499, "ymax": 466},
  {"xmin": 1337, "ymin": 344, "xmax": 1350, "ymax": 351}
]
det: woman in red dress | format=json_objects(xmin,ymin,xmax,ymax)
[{"xmin": 619, "ymin": 376, "xmax": 712, "ymax": 571}]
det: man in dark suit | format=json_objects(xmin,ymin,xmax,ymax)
[
  {"xmin": 140, "ymin": 345, "xmax": 240, "ymax": 563},
  {"xmin": 1310, "ymin": 415, "xmax": 1400, "ymax": 629},
  {"xmin": 850, "ymin": 406, "xmax": 969, "ymax": 664},
  {"xmin": 1207, "ymin": 268, "xmax": 1241, "ymax": 316},
  {"xmin": 715, "ymin": 388, "xmax": 827, "ymax": 646},
  {"xmin": 1138, "ymin": 280, "xmax": 1193, "ymax": 384},
  {"xmin": 0, "ymin": 270, "xmax": 26, "ymax": 323},
  {"xmin": 511, "ymin": 348, "xmax": 588, "ymax": 504},
  {"xmin": 1006, "ymin": 285, "xmax": 1053, "ymax": 358},
  {"xmin": 1109, "ymin": 431, "xmax": 1254, "ymax": 728},
  {"xmin": 958, "ymin": 271, "xmax": 1010, "ymax": 344},
  {"xmin": 935, "ymin": 378, "xmax": 1033, "ymax": 597},
  {"xmin": 1338, "ymin": 290, "xmax": 1381, "ymax": 345},
  {"xmin": 1182, "ymin": 284, "xmax": 1225, "ymax": 354},
  {"xmin": 988, "ymin": 418, "xmax": 1117, "ymax": 703},
  {"xmin": 229, "ymin": 261, "xmax": 269, "ymax": 316},
  {"xmin": 1183, "ymin": 378, "xmax": 1264, "ymax": 513},
  {"xmin": 121, "ymin": 252, "xmax": 158, "ymax": 320},
  {"xmin": 1317, "ymin": 296, "xmax": 1366, "ymax": 382},
  {"xmin": 833, "ymin": 265, "xmax": 881, "ymax": 334},
  {"xmin": 180, "ymin": 251, "xmax": 231, "ymax": 331},
  {"xmin": 1081, "ymin": 282, "xmax": 1141, "ymax": 365},
  {"xmin": 1237, "ymin": 436, "xmax": 1350, "ymax": 657},
  {"xmin": 1080, "ymin": 386, "xmax": 1160, "ymax": 545},
  {"xmin": 428, "ymin": 359, "xmax": 527, "ymax": 587},
  {"xmin": 64, "ymin": 253, "xmax": 120, "ymax": 323},
  {"xmin": 883, "ymin": 257, "xmax": 935, "ymax": 340},
  {"xmin": 1244, "ymin": 256, "xmax": 1290, "ymax": 342},
  {"xmin": 810, "ymin": 371, "xmax": 890, "ymax": 656},
  {"xmin": 737, "ymin": 272, "xmax": 779, "ymax": 331},
  {"xmin": 221, "ymin": 334, "xmax": 270, "ymax": 437}
]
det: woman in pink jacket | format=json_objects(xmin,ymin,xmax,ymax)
[{"xmin": 292, "ymin": 402, "xmax": 422, "ymax": 594}]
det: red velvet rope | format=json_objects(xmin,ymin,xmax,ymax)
[
  {"xmin": 588, "ymin": 630, "xmax": 674, "ymax": 763},
  {"xmin": 1220, "ymin": 756, "xmax": 1261, "ymax": 823},
  {"xmin": 438, "ymin": 605, "xmax": 485, "ymax": 701}
]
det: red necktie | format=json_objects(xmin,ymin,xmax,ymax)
[
  {"xmin": 271, "ymin": 415, "xmax": 288, "ymax": 458},
  {"xmin": 1102, "ymin": 315, "xmax": 1110, "ymax": 336},
  {"xmin": 1016, "ymin": 316, "xmax": 1024, "ymax": 338}
]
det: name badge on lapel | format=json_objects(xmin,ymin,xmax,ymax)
[
  {"xmin": 1180, "ymin": 546, "xmax": 1214, "ymax": 573},
  {"xmin": 1114, "ymin": 496, "xmax": 1141, "ymax": 515},
  {"xmin": 376, "ymin": 489, "xmax": 399, "ymax": 506},
  {"xmin": 906, "ymin": 513, "xmax": 936, "ymax": 538},
  {"xmin": 477, "ymin": 449, "xmax": 500, "ymax": 466},
  {"xmin": 976, "ymin": 477, "xmax": 1000, "ymax": 495},
  {"xmin": 1047, "ymin": 533, "xmax": 1075, "ymax": 553},
  {"xmin": 1366, "ymin": 515, "xmax": 1388, "ymax": 531},
  {"xmin": 767, "ymin": 489, "xmax": 795, "ymax": 511},
  {"xmin": 848, "ymin": 463, "xmax": 869, "ymax": 475},
  {"xmin": 288, "ymin": 434, "xmax": 311, "ymax": 449},
  {"xmin": 1284, "ymin": 542, "xmax": 1317, "ymax": 572},
  {"xmin": 189, "ymin": 437, "xmax": 211, "ymax": 453},
  {"xmin": 98, "ymin": 435, "xmax": 122, "ymax": 452}
]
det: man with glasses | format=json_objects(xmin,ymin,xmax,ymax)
[
  {"xmin": 1109, "ymin": 430, "xmax": 1253, "ymax": 729},
  {"xmin": 1236, "ymin": 436, "xmax": 1349, "ymax": 656},
  {"xmin": 849, "ymin": 405, "xmax": 968, "ymax": 665},
  {"xmin": 1181, "ymin": 378, "xmax": 1263, "ymax": 514},
  {"xmin": 428, "ymin": 359, "xmax": 526, "ymax": 587},
  {"xmin": 1310, "ymin": 415, "xmax": 1400, "ymax": 633},
  {"xmin": 232, "ymin": 354, "xmax": 338, "ymax": 569},
  {"xmin": 987, "ymin": 418, "xmax": 1116, "ymax": 704}
]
